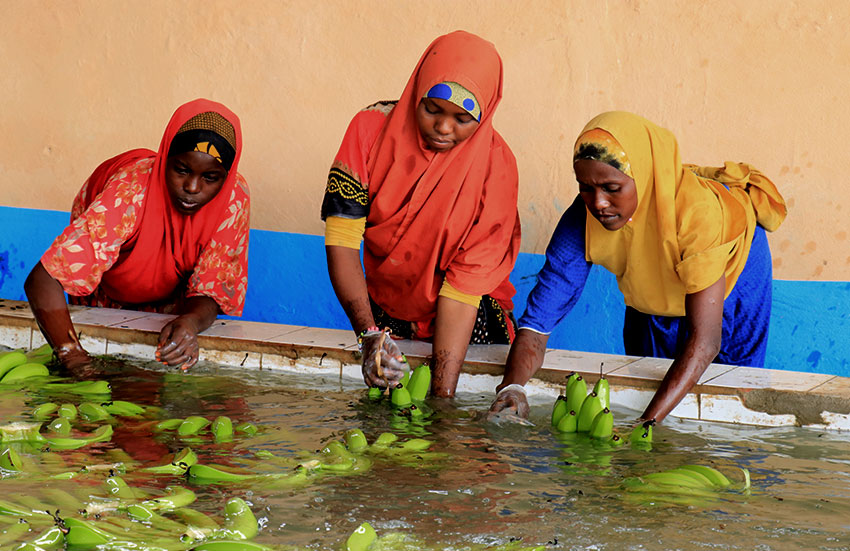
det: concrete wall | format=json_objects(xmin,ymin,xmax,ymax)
[
  {"xmin": 2, "ymin": 0, "xmax": 849, "ymax": 278},
  {"xmin": 2, "ymin": 1, "xmax": 849, "ymax": 374}
]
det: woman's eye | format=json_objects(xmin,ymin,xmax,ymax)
[
  {"xmin": 204, "ymin": 174, "xmax": 222, "ymax": 183},
  {"xmin": 456, "ymin": 116, "xmax": 473, "ymax": 124},
  {"xmin": 603, "ymin": 186, "xmax": 620, "ymax": 193},
  {"xmin": 424, "ymin": 102, "xmax": 439, "ymax": 114}
]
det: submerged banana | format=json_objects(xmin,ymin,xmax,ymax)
[
  {"xmin": 346, "ymin": 521, "xmax": 377, "ymax": 551},
  {"xmin": 1, "ymin": 363, "xmax": 49, "ymax": 383},
  {"xmin": 211, "ymin": 416, "xmax": 234, "ymax": 442},
  {"xmin": 407, "ymin": 364, "xmax": 431, "ymax": 401},
  {"xmin": 142, "ymin": 447, "xmax": 198, "ymax": 475},
  {"xmin": 43, "ymin": 380, "xmax": 111, "ymax": 395},
  {"xmin": 178, "ymin": 416, "xmax": 211, "ymax": 436},
  {"xmin": 32, "ymin": 402, "xmax": 59, "ymax": 421},
  {"xmin": 46, "ymin": 424, "xmax": 113, "ymax": 450},
  {"xmin": 0, "ymin": 351, "xmax": 28, "ymax": 379},
  {"xmin": 214, "ymin": 497, "xmax": 258, "ymax": 540},
  {"xmin": 555, "ymin": 410, "xmax": 578, "ymax": 433}
]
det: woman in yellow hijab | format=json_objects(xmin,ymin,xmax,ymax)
[{"xmin": 490, "ymin": 111, "xmax": 786, "ymax": 423}]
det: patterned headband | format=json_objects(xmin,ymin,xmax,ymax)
[
  {"xmin": 573, "ymin": 128, "xmax": 633, "ymax": 178},
  {"xmin": 424, "ymin": 81, "xmax": 481, "ymax": 122}
]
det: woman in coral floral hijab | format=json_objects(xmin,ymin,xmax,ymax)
[{"xmin": 25, "ymin": 99, "xmax": 250, "ymax": 375}]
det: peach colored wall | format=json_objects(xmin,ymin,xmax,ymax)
[{"xmin": 2, "ymin": 0, "xmax": 848, "ymax": 281}]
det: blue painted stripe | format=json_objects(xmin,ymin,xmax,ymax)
[{"xmin": 1, "ymin": 205, "xmax": 848, "ymax": 376}]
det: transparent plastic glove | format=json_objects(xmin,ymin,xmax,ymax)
[
  {"xmin": 360, "ymin": 330, "xmax": 406, "ymax": 389},
  {"xmin": 488, "ymin": 384, "xmax": 530, "ymax": 419}
]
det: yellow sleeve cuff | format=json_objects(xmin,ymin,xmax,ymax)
[
  {"xmin": 439, "ymin": 279, "xmax": 481, "ymax": 308},
  {"xmin": 325, "ymin": 216, "xmax": 366, "ymax": 249}
]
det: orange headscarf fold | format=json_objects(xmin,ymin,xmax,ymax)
[
  {"xmin": 364, "ymin": 31, "xmax": 521, "ymax": 330},
  {"xmin": 577, "ymin": 111, "xmax": 786, "ymax": 317},
  {"xmin": 78, "ymin": 99, "xmax": 243, "ymax": 305}
]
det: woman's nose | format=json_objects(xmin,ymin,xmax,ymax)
[
  {"xmin": 184, "ymin": 176, "xmax": 201, "ymax": 194},
  {"xmin": 434, "ymin": 116, "xmax": 452, "ymax": 135},
  {"xmin": 594, "ymin": 192, "xmax": 610, "ymax": 210}
]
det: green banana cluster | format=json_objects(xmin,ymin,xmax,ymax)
[
  {"xmin": 153, "ymin": 415, "xmax": 256, "ymax": 442},
  {"xmin": 551, "ymin": 372, "xmax": 617, "ymax": 442},
  {"xmin": 343, "ymin": 521, "xmax": 546, "ymax": 551},
  {"xmin": 624, "ymin": 463, "xmax": 751, "ymax": 505}
]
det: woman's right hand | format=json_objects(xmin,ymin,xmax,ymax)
[
  {"xmin": 360, "ymin": 330, "xmax": 407, "ymax": 389},
  {"xmin": 56, "ymin": 343, "xmax": 97, "ymax": 378},
  {"xmin": 488, "ymin": 384, "xmax": 530, "ymax": 419}
]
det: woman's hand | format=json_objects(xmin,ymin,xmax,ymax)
[
  {"xmin": 156, "ymin": 296, "xmax": 220, "ymax": 371},
  {"xmin": 56, "ymin": 342, "xmax": 97, "ymax": 378},
  {"xmin": 488, "ymin": 384, "xmax": 530, "ymax": 418},
  {"xmin": 156, "ymin": 315, "xmax": 202, "ymax": 371},
  {"xmin": 360, "ymin": 329, "xmax": 407, "ymax": 389}
]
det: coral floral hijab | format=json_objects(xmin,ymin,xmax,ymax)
[
  {"xmin": 78, "ymin": 99, "xmax": 243, "ymax": 304},
  {"xmin": 577, "ymin": 111, "xmax": 786, "ymax": 317},
  {"xmin": 364, "ymin": 31, "xmax": 521, "ymax": 327}
]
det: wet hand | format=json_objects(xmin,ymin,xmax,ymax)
[
  {"xmin": 360, "ymin": 329, "xmax": 406, "ymax": 389},
  {"xmin": 56, "ymin": 343, "xmax": 97, "ymax": 379},
  {"xmin": 157, "ymin": 316, "xmax": 201, "ymax": 371},
  {"xmin": 488, "ymin": 384, "xmax": 530, "ymax": 419}
]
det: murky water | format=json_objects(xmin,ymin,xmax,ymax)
[{"xmin": 2, "ymin": 355, "xmax": 850, "ymax": 550}]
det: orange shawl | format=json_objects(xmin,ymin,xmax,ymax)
[{"xmin": 364, "ymin": 31, "xmax": 521, "ymax": 332}]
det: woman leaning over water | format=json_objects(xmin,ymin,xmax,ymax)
[
  {"xmin": 322, "ymin": 31, "xmax": 521, "ymax": 397},
  {"xmin": 25, "ymin": 99, "xmax": 249, "ymax": 376},
  {"xmin": 490, "ymin": 111, "xmax": 786, "ymax": 423}
]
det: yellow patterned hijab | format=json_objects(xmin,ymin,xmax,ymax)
[{"xmin": 575, "ymin": 111, "xmax": 786, "ymax": 317}]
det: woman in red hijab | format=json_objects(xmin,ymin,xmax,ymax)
[
  {"xmin": 25, "ymin": 99, "xmax": 249, "ymax": 375},
  {"xmin": 322, "ymin": 31, "xmax": 521, "ymax": 397}
]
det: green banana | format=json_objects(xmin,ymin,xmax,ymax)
[
  {"xmin": 211, "ymin": 416, "xmax": 233, "ymax": 442},
  {"xmin": 564, "ymin": 372, "xmax": 579, "ymax": 394},
  {"xmin": 677, "ymin": 464, "xmax": 732, "ymax": 488},
  {"xmin": 101, "ymin": 400, "xmax": 145, "ymax": 417},
  {"xmin": 550, "ymin": 395, "xmax": 568, "ymax": 427},
  {"xmin": 46, "ymin": 424, "xmax": 113, "ymax": 450},
  {"xmin": 0, "ymin": 519, "xmax": 31, "ymax": 547},
  {"xmin": 42, "ymin": 380, "xmax": 111, "ymax": 395},
  {"xmin": 407, "ymin": 364, "xmax": 431, "ymax": 401},
  {"xmin": 62, "ymin": 517, "xmax": 114, "ymax": 546},
  {"xmin": 321, "ymin": 440, "xmax": 356, "ymax": 468},
  {"xmin": 395, "ymin": 438, "xmax": 433, "ymax": 452},
  {"xmin": 555, "ymin": 410, "xmax": 578, "ymax": 433},
  {"xmin": 0, "ymin": 422, "xmax": 46, "ymax": 444},
  {"xmin": 399, "ymin": 368, "xmax": 411, "ymax": 388},
  {"xmin": 187, "ymin": 463, "xmax": 257, "ymax": 483},
  {"xmin": 25, "ymin": 344, "xmax": 54, "ymax": 365},
  {"xmin": 630, "ymin": 420, "xmax": 654, "ymax": 447},
  {"xmin": 141, "ymin": 447, "xmax": 198, "ymax": 475},
  {"xmin": 640, "ymin": 471, "xmax": 712, "ymax": 489},
  {"xmin": 408, "ymin": 404, "xmax": 424, "ymax": 419},
  {"xmin": 173, "ymin": 506, "xmax": 220, "ymax": 534},
  {"xmin": 576, "ymin": 392, "xmax": 603, "ymax": 432},
  {"xmin": 565, "ymin": 374, "xmax": 587, "ymax": 411},
  {"xmin": 125, "ymin": 502, "xmax": 189, "ymax": 533},
  {"xmin": 664, "ymin": 467, "xmax": 717, "ymax": 487},
  {"xmin": 367, "ymin": 387, "xmax": 383, "ymax": 400},
  {"xmin": 234, "ymin": 422, "xmax": 258, "ymax": 436},
  {"xmin": 589, "ymin": 408, "xmax": 613, "ymax": 439},
  {"xmin": 390, "ymin": 385, "xmax": 412, "ymax": 408},
  {"xmin": 592, "ymin": 374, "xmax": 610, "ymax": 409},
  {"xmin": 178, "ymin": 416, "xmax": 211, "ymax": 436},
  {"xmin": 32, "ymin": 403, "xmax": 58, "ymax": 421},
  {"xmin": 0, "ymin": 447, "xmax": 23, "ymax": 471},
  {"xmin": 0, "ymin": 498, "xmax": 37, "ymax": 517},
  {"xmin": 47, "ymin": 417, "xmax": 72, "ymax": 436},
  {"xmin": 0, "ymin": 351, "xmax": 27, "ymax": 379},
  {"xmin": 154, "ymin": 418, "xmax": 184, "ymax": 431},
  {"xmin": 370, "ymin": 432, "xmax": 398, "ymax": 450},
  {"xmin": 78, "ymin": 402, "xmax": 111, "ymax": 422},
  {"xmin": 57, "ymin": 403, "xmax": 77, "ymax": 420},
  {"xmin": 105, "ymin": 475, "xmax": 142, "ymax": 500},
  {"xmin": 192, "ymin": 541, "xmax": 271, "ymax": 551},
  {"xmin": 142, "ymin": 486, "xmax": 196, "ymax": 511},
  {"xmin": 344, "ymin": 429, "xmax": 368, "ymax": 453},
  {"xmin": 26, "ymin": 525, "xmax": 65, "ymax": 548},
  {"xmin": 214, "ymin": 497, "xmax": 258, "ymax": 540},
  {"xmin": 346, "ymin": 521, "xmax": 377, "ymax": 551},
  {"xmin": 1, "ymin": 363, "xmax": 49, "ymax": 383}
]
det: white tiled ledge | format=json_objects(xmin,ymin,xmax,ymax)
[{"xmin": 1, "ymin": 299, "xmax": 848, "ymax": 430}]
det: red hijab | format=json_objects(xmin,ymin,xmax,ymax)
[
  {"xmin": 364, "ymin": 31, "xmax": 521, "ymax": 328},
  {"xmin": 78, "ymin": 99, "xmax": 243, "ymax": 305}
]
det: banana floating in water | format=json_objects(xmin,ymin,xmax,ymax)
[
  {"xmin": 407, "ymin": 363, "xmax": 431, "ymax": 401},
  {"xmin": 555, "ymin": 409, "xmax": 578, "ymax": 433},
  {"xmin": 211, "ymin": 416, "xmax": 234, "ymax": 442},
  {"xmin": 31, "ymin": 402, "xmax": 58, "ymax": 420},
  {"xmin": 178, "ymin": 416, "xmax": 211, "ymax": 436},
  {"xmin": 0, "ymin": 446, "xmax": 23, "ymax": 471},
  {"xmin": 46, "ymin": 424, "xmax": 113, "ymax": 450},
  {"xmin": 78, "ymin": 402, "xmax": 112, "ymax": 422},
  {"xmin": 346, "ymin": 521, "xmax": 378, "ymax": 551},
  {"xmin": 0, "ymin": 362, "xmax": 49, "ymax": 383},
  {"xmin": 0, "ymin": 350, "xmax": 28, "ymax": 379},
  {"xmin": 630, "ymin": 420, "xmax": 654, "ymax": 449},
  {"xmin": 213, "ymin": 497, "xmax": 258, "ymax": 540},
  {"xmin": 141, "ymin": 447, "xmax": 198, "ymax": 475},
  {"xmin": 43, "ymin": 380, "xmax": 111, "ymax": 395},
  {"xmin": 589, "ymin": 408, "xmax": 613, "ymax": 439}
]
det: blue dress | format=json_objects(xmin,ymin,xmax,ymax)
[{"xmin": 518, "ymin": 196, "xmax": 772, "ymax": 367}]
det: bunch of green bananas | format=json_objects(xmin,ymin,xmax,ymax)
[
  {"xmin": 624, "ymin": 463, "xmax": 751, "ymax": 505},
  {"xmin": 344, "ymin": 521, "xmax": 546, "ymax": 551},
  {"xmin": 0, "ymin": 345, "xmax": 54, "ymax": 385},
  {"xmin": 153, "ymin": 415, "xmax": 257, "ymax": 442}
]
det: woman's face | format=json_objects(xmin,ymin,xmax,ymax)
[
  {"xmin": 416, "ymin": 97, "xmax": 479, "ymax": 152},
  {"xmin": 165, "ymin": 151, "xmax": 228, "ymax": 215},
  {"xmin": 574, "ymin": 159, "xmax": 638, "ymax": 231}
]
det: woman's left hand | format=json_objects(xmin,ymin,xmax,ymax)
[{"xmin": 157, "ymin": 315, "xmax": 201, "ymax": 371}]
